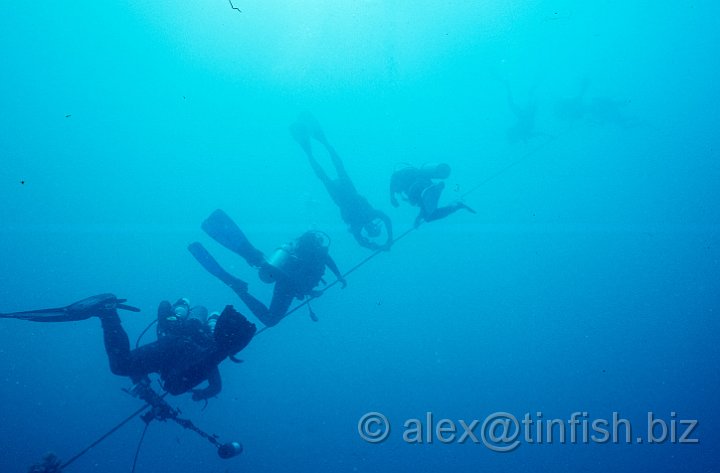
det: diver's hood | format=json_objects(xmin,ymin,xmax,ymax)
[{"xmin": 214, "ymin": 305, "xmax": 256, "ymax": 354}]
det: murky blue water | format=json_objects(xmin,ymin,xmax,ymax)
[{"xmin": 1, "ymin": 2, "xmax": 718, "ymax": 472}]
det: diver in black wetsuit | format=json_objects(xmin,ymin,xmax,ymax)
[
  {"xmin": 103, "ymin": 301, "xmax": 254, "ymax": 401},
  {"xmin": 188, "ymin": 209, "xmax": 346, "ymax": 328},
  {"xmin": 389, "ymin": 164, "xmax": 475, "ymax": 227},
  {"xmin": 504, "ymin": 81, "xmax": 540, "ymax": 144},
  {"xmin": 1, "ymin": 294, "xmax": 256, "ymax": 401},
  {"xmin": 291, "ymin": 112, "xmax": 393, "ymax": 251}
]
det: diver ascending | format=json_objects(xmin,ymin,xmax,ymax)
[
  {"xmin": 291, "ymin": 112, "xmax": 393, "ymax": 251},
  {"xmin": 502, "ymin": 80, "xmax": 542, "ymax": 144},
  {"xmin": 188, "ymin": 209, "xmax": 346, "ymax": 327},
  {"xmin": 390, "ymin": 163, "xmax": 475, "ymax": 227}
]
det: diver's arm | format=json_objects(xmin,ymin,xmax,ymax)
[
  {"xmin": 191, "ymin": 366, "xmax": 222, "ymax": 401},
  {"xmin": 351, "ymin": 225, "xmax": 374, "ymax": 249},
  {"xmin": 362, "ymin": 209, "xmax": 394, "ymax": 251},
  {"xmin": 376, "ymin": 210, "xmax": 394, "ymax": 250},
  {"xmin": 325, "ymin": 255, "xmax": 347, "ymax": 288}
]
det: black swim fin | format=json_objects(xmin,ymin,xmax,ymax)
[
  {"xmin": 293, "ymin": 112, "xmax": 327, "ymax": 145},
  {"xmin": 290, "ymin": 120, "xmax": 313, "ymax": 157},
  {"xmin": 456, "ymin": 202, "xmax": 477, "ymax": 214},
  {"xmin": 0, "ymin": 293, "xmax": 140, "ymax": 322},
  {"xmin": 201, "ymin": 209, "xmax": 265, "ymax": 267},
  {"xmin": 188, "ymin": 242, "xmax": 249, "ymax": 293}
]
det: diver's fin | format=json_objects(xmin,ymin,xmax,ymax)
[
  {"xmin": 290, "ymin": 120, "xmax": 313, "ymax": 157},
  {"xmin": 188, "ymin": 242, "xmax": 249, "ymax": 293},
  {"xmin": 0, "ymin": 294, "xmax": 139, "ymax": 322},
  {"xmin": 201, "ymin": 209, "xmax": 264, "ymax": 267},
  {"xmin": 455, "ymin": 202, "xmax": 477, "ymax": 214},
  {"xmin": 66, "ymin": 293, "xmax": 140, "ymax": 313},
  {"xmin": 0, "ymin": 306, "xmax": 70, "ymax": 322},
  {"xmin": 294, "ymin": 112, "xmax": 327, "ymax": 144}
]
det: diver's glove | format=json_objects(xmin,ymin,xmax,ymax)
[{"xmin": 126, "ymin": 378, "xmax": 155, "ymax": 402}]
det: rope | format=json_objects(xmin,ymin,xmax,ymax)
[
  {"xmin": 130, "ymin": 422, "xmax": 151, "ymax": 473},
  {"xmin": 60, "ymin": 403, "xmax": 150, "ymax": 470},
  {"xmin": 254, "ymin": 133, "xmax": 564, "ymax": 337},
  {"xmin": 253, "ymin": 226, "xmax": 416, "ymax": 337},
  {"xmin": 461, "ymin": 133, "xmax": 560, "ymax": 200}
]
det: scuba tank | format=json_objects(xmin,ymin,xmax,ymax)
[
  {"xmin": 189, "ymin": 305, "xmax": 208, "ymax": 323},
  {"xmin": 257, "ymin": 231, "xmax": 330, "ymax": 291},
  {"xmin": 206, "ymin": 311, "xmax": 220, "ymax": 333},
  {"xmin": 258, "ymin": 244, "xmax": 294, "ymax": 283}
]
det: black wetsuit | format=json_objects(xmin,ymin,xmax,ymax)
[
  {"xmin": 238, "ymin": 241, "xmax": 340, "ymax": 327},
  {"xmin": 189, "ymin": 214, "xmax": 346, "ymax": 328},
  {"xmin": 294, "ymin": 119, "xmax": 393, "ymax": 250},
  {"xmin": 389, "ymin": 167, "xmax": 432, "ymax": 207},
  {"xmin": 100, "ymin": 311, "xmax": 223, "ymax": 398}
]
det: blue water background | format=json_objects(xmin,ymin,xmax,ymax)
[{"xmin": 1, "ymin": 1, "xmax": 718, "ymax": 472}]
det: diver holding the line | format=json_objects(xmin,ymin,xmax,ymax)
[{"xmin": 189, "ymin": 209, "xmax": 346, "ymax": 327}]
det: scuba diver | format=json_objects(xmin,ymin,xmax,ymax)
[
  {"xmin": 503, "ymin": 80, "xmax": 542, "ymax": 144},
  {"xmin": 0, "ymin": 294, "xmax": 256, "ymax": 402},
  {"xmin": 555, "ymin": 77, "xmax": 635, "ymax": 128},
  {"xmin": 290, "ymin": 112, "xmax": 393, "ymax": 251},
  {"xmin": 555, "ymin": 76, "xmax": 590, "ymax": 124},
  {"xmin": 390, "ymin": 163, "xmax": 475, "ymax": 227},
  {"xmin": 188, "ymin": 209, "xmax": 347, "ymax": 327}
]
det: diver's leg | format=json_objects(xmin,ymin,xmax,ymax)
[
  {"xmin": 293, "ymin": 111, "xmax": 327, "ymax": 143},
  {"xmin": 230, "ymin": 287, "xmax": 273, "ymax": 326},
  {"xmin": 291, "ymin": 111, "xmax": 327, "ymax": 157},
  {"xmin": 291, "ymin": 125, "xmax": 334, "ymax": 189},
  {"xmin": 294, "ymin": 113, "xmax": 349, "ymax": 182},
  {"xmin": 240, "ymin": 282, "xmax": 293, "ymax": 327},
  {"xmin": 189, "ymin": 242, "xmax": 271, "ymax": 322},
  {"xmin": 188, "ymin": 242, "xmax": 249, "ymax": 293},
  {"xmin": 321, "ymin": 142, "xmax": 351, "ymax": 181},
  {"xmin": 125, "ymin": 341, "xmax": 171, "ymax": 385},
  {"xmin": 419, "ymin": 182, "xmax": 444, "ymax": 216},
  {"xmin": 99, "ymin": 310, "xmax": 133, "ymax": 376},
  {"xmin": 265, "ymin": 284, "xmax": 295, "ymax": 327},
  {"xmin": 290, "ymin": 120, "xmax": 313, "ymax": 157},
  {"xmin": 425, "ymin": 202, "xmax": 477, "ymax": 222},
  {"xmin": 98, "ymin": 309, "xmax": 164, "ymax": 384},
  {"xmin": 419, "ymin": 179, "xmax": 478, "ymax": 222},
  {"xmin": 201, "ymin": 209, "xmax": 265, "ymax": 267},
  {"xmin": 424, "ymin": 205, "xmax": 457, "ymax": 222},
  {"xmin": 306, "ymin": 152, "xmax": 334, "ymax": 189}
]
